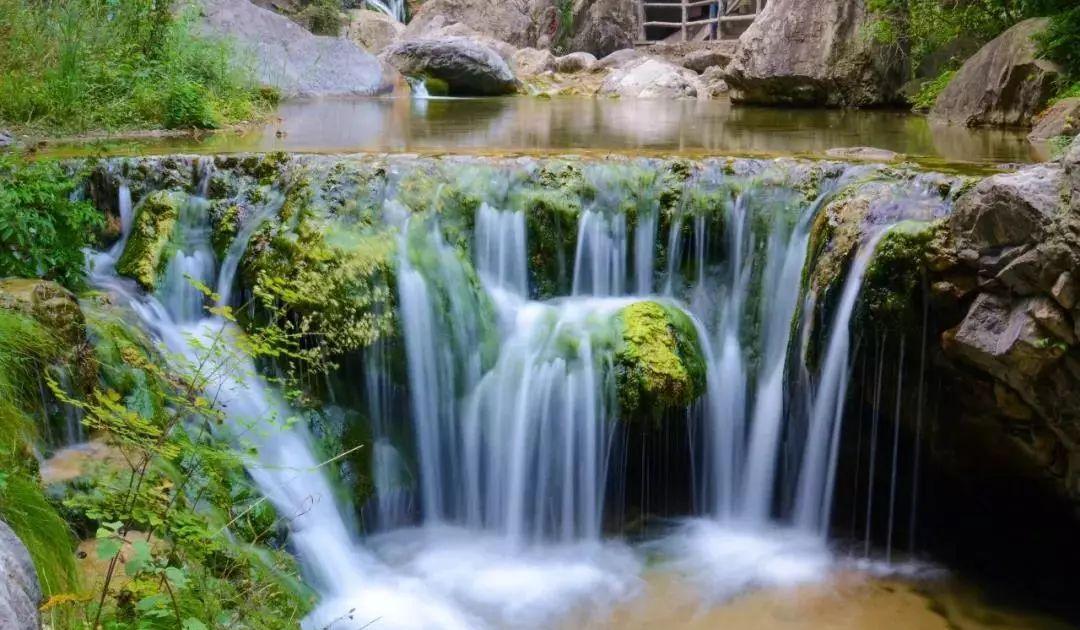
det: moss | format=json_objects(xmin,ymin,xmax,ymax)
[
  {"xmin": 210, "ymin": 201, "xmax": 241, "ymax": 260},
  {"xmin": 115, "ymin": 190, "xmax": 184, "ymax": 290},
  {"xmin": 856, "ymin": 220, "xmax": 938, "ymax": 333},
  {"xmin": 614, "ymin": 301, "xmax": 706, "ymax": 425},
  {"xmin": 422, "ymin": 76, "xmax": 450, "ymax": 97}
]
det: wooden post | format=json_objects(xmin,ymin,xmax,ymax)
[
  {"xmin": 681, "ymin": 0, "xmax": 688, "ymax": 42},
  {"xmin": 637, "ymin": 0, "xmax": 646, "ymax": 42}
]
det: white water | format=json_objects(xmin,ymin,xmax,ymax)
[{"xmin": 366, "ymin": 0, "xmax": 405, "ymax": 23}]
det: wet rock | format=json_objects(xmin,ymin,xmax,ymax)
[
  {"xmin": 0, "ymin": 521, "xmax": 40, "ymax": 630},
  {"xmin": 931, "ymin": 19, "xmax": 1062, "ymax": 128},
  {"xmin": 1028, "ymin": 97, "xmax": 1080, "ymax": 142},
  {"xmin": 554, "ymin": 52, "xmax": 597, "ymax": 74},
  {"xmin": 512, "ymin": 47, "xmax": 555, "ymax": 76},
  {"xmin": 346, "ymin": 8, "xmax": 404, "ymax": 54},
  {"xmin": 724, "ymin": 0, "xmax": 905, "ymax": 106},
  {"xmin": 199, "ymin": 0, "xmax": 396, "ymax": 97},
  {"xmin": 116, "ymin": 191, "xmax": 185, "ymax": 290},
  {"xmin": 824, "ymin": 147, "xmax": 901, "ymax": 163},
  {"xmin": 614, "ymin": 301, "xmax": 705, "ymax": 423},
  {"xmin": 945, "ymin": 293, "xmax": 1065, "ymax": 387},
  {"xmin": 950, "ymin": 164, "xmax": 1064, "ymax": 250},
  {"xmin": 599, "ymin": 58, "xmax": 702, "ymax": 99},
  {"xmin": 382, "ymin": 36, "xmax": 518, "ymax": 96}
]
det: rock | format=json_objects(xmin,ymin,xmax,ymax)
[
  {"xmin": 596, "ymin": 48, "xmax": 643, "ymax": 70},
  {"xmin": 614, "ymin": 301, "xmax": 705, "ymax": 422},
  {"xmin": 116, "ymin": 191, "xmax": 185, "ymax": 290},
  {"xmin": 1051, "ymin": 272, "xmax": 1077, "ymax": 310},
  {"xmin": 724, "ymin": 0, "xmax": 904, "ymax": 106},
  {"xmin": 199, "ymin": 0, "xmax": 396, "ymax": 97},
  {"xmin": 945, "ymin": 293, "xmax": 1065, "ymax": 388},
  {"xmin": 0, "ymin": 279, "xmax": 86, "ymax": 348},
  {"xmin": 930, "ymin": 19, "xmax": 1062, "ymax": 128},
  {"xmin": 0, "ymin": 521, "xmax": 40, "ymax": 630},
  {"xmin": 554, "ymin": 52, "xmax": 597, "ymax": 74},
  {"xmin": 1028, "ymin": 297, "xmax": 1076, "ymax": 345},
  {"xmin": 599, "ymin": 58, "xmax": 703, "ymax": 99},
  {"xmin": 0, "ymin": 130, "xmax": 12, "ymax": 148},
  {"xmin": 382, "ymin": 36, "xmax": 518, "ymax": 96},
  {"xmin": 679, "ymin": 46, "xmax": 733, "ymax": 74},
  {"xmin": 950, "ymin": 164, "xmax": 1064, "ymax": 250},
  {"xmin": 824, "ymin": 147, "xmax": 901, "ymax": 162},
  {"xmin": 994, "ymin": 381, "xmax": 1035, "ymax": 421},
  {"xmin": 512, "ymin": 47, "xmax": 556, "ymax": 76},
  {"xmin": 1028, "ymin": 98, "xmax": 1080, "ymax": 142},
  {"xmin": 1065, "ymin": 134, "xmax": 1080, "ymax": 212},
  {"xmin": 562, "ymin": 0, "xmax": 640, "ymax": 58},
  {"xmin": 346, "ymin": 8, "xmax": 404, "ymax": 54},
  {"xmin": 701, "ymin": 67, "xmax": 729, "ymax": 98},
  {"xmin": 414, "ymin": 21, "xmax": 518, "ymax": 61},
  {"xmin": 404, "ymin": 0, "xmax": 537, "ymax": 49}
]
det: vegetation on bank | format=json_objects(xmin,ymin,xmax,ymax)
[
  {"xmin": 866, "ymin": 0, "xmax": 1080, "ymax": 107},
  {"xmin": 0, "ymin": 0, "xmax": 275, "ymax": 134}
]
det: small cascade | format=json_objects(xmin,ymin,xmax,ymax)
[
  {"xmin": 572, "ymin": 210, "xmax": 628, "ymax": 297},
  {"xmin": 793, "ymin": 230, "xmax": 889, "ymax": 534},
  {"xmin": 474, "ymin": 202, "xmax": 528, "ymax": 297},
  {"xmin": 366, "ymin": 0, "xmax": 405, "ymax": 23},
  {"xmin": 634, "ymin": 207, "xmax": 657, "ymax": 295},
  {"xmin": 158, "ymin": 196, "xmax": 215, "ymax": 323}
]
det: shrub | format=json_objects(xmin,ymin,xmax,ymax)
[
  {"xmin": 910, "ymin": 70, "xmax": 955, "ymax": 111},
  {"xmin": 1038, "ymin": 6, "xmax": 1080, "ymax": 81},
  {"xmin": 301, "ymin": 0, "xmax": 344, "ymax": 36},
  {"xmin": 164, "ymin": 81, "xmax": 218, "ymax": 129},
  {"xmin": 0, "ymin": 156, "xmax": 103, "ymax": 289}
]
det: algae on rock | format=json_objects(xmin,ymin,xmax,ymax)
[{"xmin": 116, "ymin": 191, "xmax": 185, "ymax": 290}]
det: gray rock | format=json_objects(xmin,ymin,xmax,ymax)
[
  {"xmin": 1065, "ymin": 134, "xmax": 1080, "ymax": 212},
  {"xmin": 346, "ymin": 8, "xmax": 404, "ymax": 54},
  {"xmin": 1028, "ymin": 97, "xmax": 1080, "ymax": 142},
  {"xmin": 701, "ymin": 66, "xmax": 729, "ymax": 98},
  {"xmin": 599, "ymin": 58, "xmax": 702, "ymax": 99},
  {"xmin": 554, "ymin": 52, "xmax": 597, "ymax": 74},
  {"xmin": 0, "ymin": 130, "xmax": 12, "ymax": 148},
  {"xmin": 679, "ymin": 47, "xmax": 733, "ymax": 74},
  {"xmin": 724, "ymin": 0, "xmax": 905, "ymax": 106},
  {"xmin": 512, "ymin": 48, "xmax": 556, "ymax": 76},
  {"xmin": 200, "ymin": 0, "xmax": 396, "ymax": 97},
  {"xmin": 1051, "ymin": 272, "xmax": 1077, "ymax": 310},
  {"xmin": 950, "ymin": 164, "xmax": 1064, "ymax": 250},
  {"xmin": 931, "ymin": 19, "xmax": 1062, "ymax": 128},
  {"xmin": 947, "ymin": 293, "xmax": 1064, "ymax": 387},
  {"xmin": 382, "ymin": 37, "xmax": 518, "ymax": 96},
  {"xmin": 824, "ymin": 147, "xmax": 901, "ymax": 162},
  {"xmin": 404, "ymin": 0, "xmax": 537, "ymax": 49},
  {"xmin": 412, "ymin": 21, "xmax": 517, "ymax": 62},
  {"xmin": 596, "ymin": 48, "xmax": 644, "ymax": 70},
  {"xmin": 562, "ymin": 0, "xmax": 640, "ymax": 58},
  {"xmin": 0, "ymin": 521, "xmax": 40, "ymax": 630}
]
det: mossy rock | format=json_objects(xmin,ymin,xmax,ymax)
[
  {"xmin": 422, "ymin": 75, "xmax": 450, "ymax": 97},
  {"xmin": 116, "ymin": 190, "xmax": 185, "ymax": 290},
  {"xmin": 856, "ymin": 220, "xmax": 938, "ymax": 333},
  {"xmin": 614, "ymin": 301, "xmax": 706, "ymax": 425}
]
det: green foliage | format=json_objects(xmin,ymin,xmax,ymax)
[
  {"xmin": 0, "ymin": 0, "xmax": 271, "ymax": 133},
  {"xmin": 301, "ymin": 0, "xmax": 344, "ymax": 36},
  {"xmin": 857, "ymin": 221, "xmax": 937, "ymax": 333},
  {"xmin": 1038, "ymin": 6, "xmax": 1080, "ymax": 80},
  {"xmin": 911, "ymin": 70, "xmax": 956, "ymax": 111},
  {"xmin": 0, "ymin": 156, "xmax": 103, "ymax": 289}
]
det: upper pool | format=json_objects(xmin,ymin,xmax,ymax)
[{"xmin": 42, "ymin": 96, "xmax": 1048, "ymax": 168}]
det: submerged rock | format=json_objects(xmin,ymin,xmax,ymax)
[
  {"xmin": 931, "ymin": 19, "xmax": 1062, "ymax": 128},
  {"xmin": 0, "ymin": 521, "xmax": 40, "ymax": 630},
  {"xmin": 614, "ymin": 301, "xmax": 705, "ymax": 423},
  {"xmin": 382, "ymin": 36, "xmax": 518, "ymax": 96},
  {"xmin": 116, "ymin": 190, "xmax": 185, "ymax": 290},
  {"xmin": 724, "ymin": 0, "xmax": 904, "ymax": 106},
  {"xmin": 199, "ymin": 0, "xmax": 397, "ymax": 97},
  {"xmin": 824, "ymin": 147, "xmax": 901, "ymax": 163}
]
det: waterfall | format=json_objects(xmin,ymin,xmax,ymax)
[
  {"xmin": 365, "ymin": 0, "xmax": 405, "ymax": 22},
  {"xmin": 572, "ymin": 210, "xmax": 628, "ymax": 297},
  {"xmin": 793, "ymin": 231, "xmax": 889, "ymax": 534}
]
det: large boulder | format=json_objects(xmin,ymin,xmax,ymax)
[
  {"xmin": 199, "ymin": 0, "xmax": 397, "ymax": 97},
  {"xmin": 346, "ymin": 8, "xmax": 405, "ymax": 54},
  {"xmin": 554, "ymin": 52, "xmax": 597, "ymax": 74},
  {"xmin": 599, "ymin": 58, "xmax": 703, "ymax": 99},
  {"xmin": 0, "ymin": 521, "xmax": 40, "ymax": 630},
  {"xmin": 382, "ymin": 36, "xmax": 519, "ymax": 96},
  {"xmin": 404, "ymin": 0, "xmax": 538, "ymax": 48},
  {"xmin": 931, "ymin": 19, "xmax": 1062, "ymax": 128},
  {"xmin": 724, "ymin": 0, "xmax": 905, "ymax": 106},
  {"xmin": 561, "ymin": 0, "xmax": 640, "ymax": 58},
  {"xmin": 1028, "ymin": 97, "xmax": 1080, "ymax": 142},
  {"xmin": 950, "ymin": 164, "xmax": 1064, "ymax": 251}
]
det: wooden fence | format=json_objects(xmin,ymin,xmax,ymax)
[{"xmin": 638, "ymin": 0, "xmax": 766, "ymax": 42}]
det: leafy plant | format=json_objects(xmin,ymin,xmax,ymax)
[
  {"xmin": 910, "ymin": 70, "xmax": 955, "ymax": 111},
  {"xmin": 301, "ymin": 0, "xmax": 344, "ymax": 36},
  {"xmin": 1038, "ymin": 6, "xmax": 1080, "ymax": 81},
  {"xmin": 0, "ymin": 156, "xmax": 103, "ymax": 289}
]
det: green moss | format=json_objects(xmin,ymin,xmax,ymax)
[
  {"xmin": 614, "ymin": 301, "xmax": 706, "ymax": 425},
  {"xmin": 856, "ymin": 220, "xmax": 937, "ymax": 332},
  {"xmin": 115, "ymin": 190, "xmax": 184, "ymax": 290},
  {"xmin": 422, "ymin": 76, "xmax": 450, "ymax": 97}
]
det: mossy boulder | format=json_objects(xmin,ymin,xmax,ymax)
[
  {"xmin": 614, "ymin": 301, "xmax": 706, "ymax": 424},
  {"xmin": 116, "ymin": 191, "xmax": 185, "ymax": 290}
]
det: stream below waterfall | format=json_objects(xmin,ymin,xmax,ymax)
[{"xmin": 73, "ymin": 154, "xmax": 1077, "ymax": 630}]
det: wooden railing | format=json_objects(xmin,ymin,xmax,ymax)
[{"xmin": 638, "ymin": 0, "xmax": 766, "ymax": 42}]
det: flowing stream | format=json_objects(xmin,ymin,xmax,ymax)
[{"xmin": 88, "ymin": 159, "xmax": 958, "ymax": 629}]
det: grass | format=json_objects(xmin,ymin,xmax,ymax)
[{"xmin": 0, "ymin": 0, "xmax": 276, "ymax": 134}]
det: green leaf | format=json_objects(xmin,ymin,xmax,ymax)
[
  {"xmin": 125, "ymin": 539, "xmax": 152, "ymax": 575},
  {"xmin": 96, "ymin": 537, "xmax": 122, "ymax": 560},
  {"xmin": 182, "ymin": 619, "xmax": 209, "ymax": 630},
  {"xmin": 135, "ymin": 593, "xmax": 168, "ymax": 612},
  {"xmin": 164, "ymin": 565, "xmax": 188, "ymax": 589}
]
